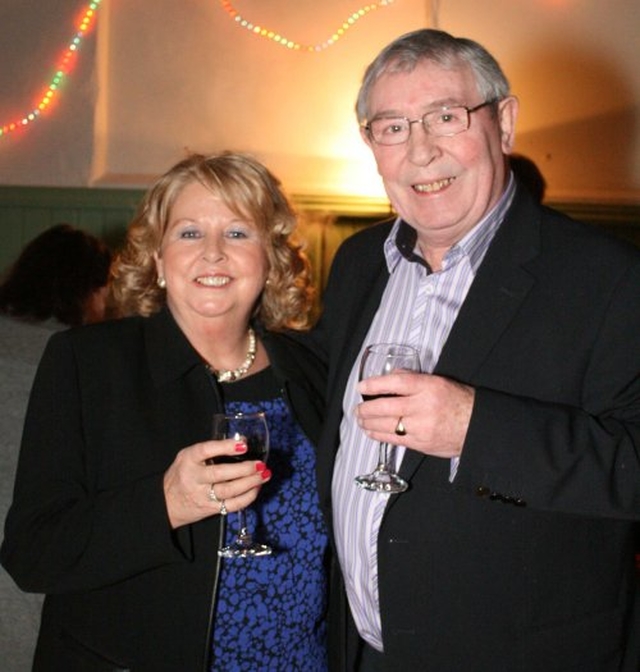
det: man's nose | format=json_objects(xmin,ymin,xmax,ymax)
[{"xmin": 406, "ymin": 119, "xmax": 440, "ymax": 165}]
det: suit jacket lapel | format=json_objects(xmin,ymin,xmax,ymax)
[
  {"xmin": 437, "ymin": 194, "xmax": 540, "ymax": 381},
  {"xmin": 398, "ymin": 190, "xmax": 542, "ymax": 484}
]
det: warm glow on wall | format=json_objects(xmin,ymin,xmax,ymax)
[
  {"xmin": 83, "ymin": 0, "xmax": 640, "ymax": 206},
  {"xmin": 323, "ymin": 126, "xmax": 388, "ymax": 201},
  {"xmin": 537, "ymin": 0, "xmax": 576, "ymax": 6},
  {"xmin": 331, "ymin": 156, "xmax": 389, "ymax": 203}
]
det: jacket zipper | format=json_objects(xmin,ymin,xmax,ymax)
[
  {"xmin": 202, "ymin": 370, "xmax": 226, "ymax": 671},
  {"xmin": 202, "ymin": 515, "xmax": 227, "ymax": 671}
]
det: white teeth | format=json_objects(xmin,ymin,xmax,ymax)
[
  {"xmin": 413, "ymin": 177, "xmax": 455, "ymax": 193},
  {"xmin": 196, "ymin": 276, "xmax": 230, "ymax": 287}
]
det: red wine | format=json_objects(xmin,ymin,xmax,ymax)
[
  {"xmin": 361, "ymin": 393, "xmax": 399, "ymax": 402},
  {"xmin": 213, "ymin": 436, "xmax": 268, "ymax": 464}
]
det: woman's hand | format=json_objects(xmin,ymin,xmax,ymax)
[{"xmin": 163, "ymin": 438, "xmax": 271, "ymax": 529}]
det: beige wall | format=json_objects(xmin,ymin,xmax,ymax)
[
  {"xmin": 1, "ymin": 0, "xmax": 639, "ymax": 206},
  {"xmin": 446, "ymin": 0, "xmax": 640, "ymax": 204}
]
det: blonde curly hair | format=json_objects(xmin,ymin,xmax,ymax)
[{"xmin": 109, "ymin": 152, "xmax": 315, "ymax": 330}]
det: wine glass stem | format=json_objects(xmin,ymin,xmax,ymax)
[
  {"xmin": 376, "ymin": 442, "xmax": 393, "ymax": 472},
  {"xmin": 235, "ymin": 509, "xmax": 252, "ymax": 546}
]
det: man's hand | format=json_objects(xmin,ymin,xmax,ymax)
[{"xmin": 356, "ymin": 372, "xmax": 475, "ymax": 459}]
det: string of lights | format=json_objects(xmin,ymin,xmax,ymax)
[
  {"xmin": 1, "ymin": 0, "xmax": 397, "ymax": 141},
  {"xmin": 0, "ymin": 1, "xmax": 101, "ymax": 141},
  {"xmin": 218, "ymin": 0, "xmax": 395, "ymax": 52}
]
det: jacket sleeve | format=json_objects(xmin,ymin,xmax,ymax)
[
  {"xmin": 0, "ymin": 332, "xmax": 188, "ymax": 594},
  {"xmin": 455, "ymin": 256, "xmax": 640, "ymax": 520}
]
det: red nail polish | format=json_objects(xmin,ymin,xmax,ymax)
[
  {"xmin": 255, "ymin": 461, "xmax": 266, "ymax": 472},
  {"xmin": 235, "ymin": 441, "xmax": 247, "ymax": 452},
  {"xmin": 260, "ymin": 469, "xmax": 272, "ymax": 480}
]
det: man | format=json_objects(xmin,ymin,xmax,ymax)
[{"xmin": 313, "ymin": 29, "xmax": 640, "ymax": 671}]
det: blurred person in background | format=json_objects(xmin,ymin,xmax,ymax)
[{"xmin": 0, "ymin": 223, "xmax": 112, "ymax": 671}]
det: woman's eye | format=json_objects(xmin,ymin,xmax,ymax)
[
  {"xmin": 178, "ymin": 228, "xmax": 201, "ymax": 239},
  {"xmin": 226, "ymin": 228, "xmax": 249, "ymax": 239}
]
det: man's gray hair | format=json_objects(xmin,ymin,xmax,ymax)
[{"xmin": 355, "ymin": 28, "xmax": 511, "ymax": 124}]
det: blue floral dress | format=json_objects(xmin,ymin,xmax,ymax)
[{"xmin": 210, "ymin": 367, "xmax": 329, "ymax": 671}]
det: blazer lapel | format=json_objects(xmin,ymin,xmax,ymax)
[
  {"xmin": 144, "ymin": 308, "xmax": 218, "ymax": 450},
  {"xmin": 437, "ymin": 200, "xmax": 540, "ymax": 381}
]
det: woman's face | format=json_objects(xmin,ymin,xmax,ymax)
[{"xmin": 154, "ymin": 180, "xmax": 269, "ymax": 332}]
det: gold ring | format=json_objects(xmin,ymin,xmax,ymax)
[
  {"xmin": 208, "ymin": 483, "xmax": 219, "ymax": 503},
  {"xmin": 395, "ymin": 417, "xmax": 407, "ymax": 436}
]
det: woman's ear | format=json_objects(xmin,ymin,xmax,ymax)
[{"xmin": 153, "ymin": 250, "xmax": 165, "ymax": 285}]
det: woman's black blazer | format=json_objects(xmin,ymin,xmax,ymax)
[{"xmin": 1, "ymin": 307, "xmax": 326, "ymax": 671}]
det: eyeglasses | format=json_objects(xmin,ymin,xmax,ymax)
[{"xmin": 363, "ymin": 99, "xmax": 498, "ymax": 146}]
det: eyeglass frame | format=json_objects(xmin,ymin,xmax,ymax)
[{"xmin": 362, "ymin": 99, "xmax": 499, "ymax": 146}]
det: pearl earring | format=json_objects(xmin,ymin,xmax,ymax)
[{"xmin": 157, "ymin": 276, "xmax": 166, "ymax": 289}]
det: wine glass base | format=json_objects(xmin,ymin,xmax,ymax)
[
  {"xmin": 354, "ymin": 471, "xmax": 408, "ymax": 493},
  {"xmin": 218, "ymin": 543, "xmax": 272, "ymax": 558}
]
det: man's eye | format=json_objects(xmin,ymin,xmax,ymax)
[
  {"xmin": 380, "ymin": 120, "xmax": 406, "ymax": 136},
  {"xmin": 436, "ymin": 110, "xmax": 462, "ymax": 124}
]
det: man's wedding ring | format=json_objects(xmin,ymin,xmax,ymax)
[{"xmin": 395, "ymin": 417, "xmax": 407, "ymax": 436}]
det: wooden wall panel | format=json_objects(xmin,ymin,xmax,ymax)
[{"xmin": 1, "ymin": 187, "xmax": 638, "ymax": 300}]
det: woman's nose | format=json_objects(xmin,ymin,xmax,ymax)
[{"xmin": 202, "ymin": 235, "xmax": 226, "ymax": 261}]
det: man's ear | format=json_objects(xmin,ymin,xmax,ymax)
[
  {"xmin": 498, "ymin": 96, "xmax": 519, "ymax": 154},
  {"xmin": 360, "ymin": 125, "xmax": 374, "ymax": 150}
]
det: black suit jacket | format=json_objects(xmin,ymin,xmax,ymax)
[
  {"xmin": 1, "ymin": 308, "xmax": 326, "ymax": 671},
  {"xmin": 314, "ymin": 186, "xmax": 640, "ymax": 671}
]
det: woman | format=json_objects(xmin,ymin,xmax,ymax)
[
  {"xmin": 0, "ymin": 223, "xmax": 112, "ymax": 672},
  {"xmin": 1, "ymin": 153, "xmax": 329, "ymax": 671}
]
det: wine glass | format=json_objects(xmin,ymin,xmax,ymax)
[
  {"xmin": 355, "ymin": 343, "xmax": 421, "ymax": 493},
  {"xmin": 212, "ymin": 411, "xmax": 271, "ymax": 558}
]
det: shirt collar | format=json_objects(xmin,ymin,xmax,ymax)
[{"xmin": 384, "ymin": 173, "xmax": 516, "ymax": 274}]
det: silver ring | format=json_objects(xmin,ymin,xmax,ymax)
[
  {"xmin": 395, "ymin": 417, "xmax": 407, "ymax": 437},
  {"xmin": 219, "ymin": 500, "xmax": 227, "ymax": 516},
  {"xmin": 208, "ymin": 483, "xmax": 219, "ymax": 503}
]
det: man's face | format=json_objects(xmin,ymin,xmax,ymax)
[{"xmin": 363, "ymin": 59, "xmax": 518, "ymax": 253}]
